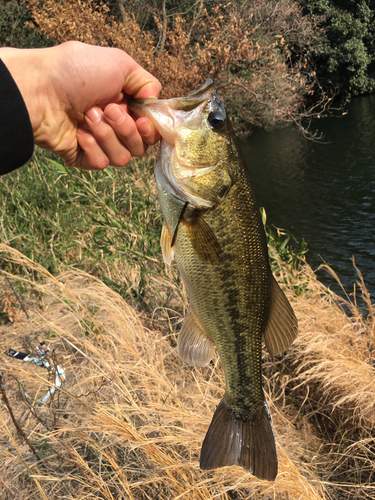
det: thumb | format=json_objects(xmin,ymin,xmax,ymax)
[{"xmin": 119, "ymin": 54, "xmax": 161, "ymax": 99}]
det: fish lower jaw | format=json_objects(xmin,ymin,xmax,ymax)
[
  {"xmin": 179, "ymin": 189, "xmax": 214, "ymax": 209},
  {"xmin": 173, "ymin": 162, "xmax": 217, "ymax": 181}
]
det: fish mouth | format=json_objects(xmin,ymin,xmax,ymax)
[
  {"xmin": 129, "ymin": 80, "xmax": 216, "ymax": 144},
  {"xmin": 129, "ymin": 80, "xmax": 221, "ymax": 208}
]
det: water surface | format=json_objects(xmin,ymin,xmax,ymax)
[{"xmin": 241, "ymin": 95, "xmax": 375, "ymax": 300}]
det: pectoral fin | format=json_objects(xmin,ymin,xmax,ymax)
[
  {"xmin": 183, "ymin": 214, "xmax": 222, "ymax": 264},
  {"xmin": 160, "ymin": 202, "xmax": 189, "ymax": 265},
  {"xmin": 171, "ymin": 202, "xmax": 189, "ymax": 247},
  {"xmin": 165, "ymin": 201, "xmax": 221, "ymax": 264},
  {"xmin": 263, "ymin": 276, "xmax": 298, "ymax": 356},
  {"xmin": 160, "ymin": 222, "xmax": 174, "ymax": 266},
  {"xmin": 177, "ymin": 308, "xmax": 215, "ymax": 367}
]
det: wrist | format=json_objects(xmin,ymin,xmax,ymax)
[{"xmin": 0, "ymin": 47, "xmax": 51, "ymax": 139}]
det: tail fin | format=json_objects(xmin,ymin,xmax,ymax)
[{"xmin": 200, "ymin": 399, "xmax": 277, "ymax": 481}]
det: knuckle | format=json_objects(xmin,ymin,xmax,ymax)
[
  {"xmin": 95, "ymin": 127, "xmax": 114, "ymax": 143},
  {"xmin": 81, "ymin": 133, "xmax": 97, "ymax": 147},
  {"xmin": 87, "ymin": 154, "xmax": 109, "ymax": 170},
  {"xmin": 111, "ymin": 151, "xmax": 131, "ymax": 168},
  {"xmin": 95, "ymin": 158, "xmax": 110, "ymax": 170},
  {"xmin": 123, "ymin": 125, "xmax": 138, "ymax": 141},
  {"xmin": 132, "ymin": 145, "xmax": 147, "ymax": 158}
]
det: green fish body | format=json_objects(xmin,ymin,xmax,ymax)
[{"xmin": 130, "ymin": 81, "xmax": 298, "ymax": 481}]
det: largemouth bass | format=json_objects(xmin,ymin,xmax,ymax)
[{"xmin": 129, "ymin": 81, "xmax": 298, "ymax": 481}]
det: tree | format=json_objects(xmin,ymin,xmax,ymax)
[
  {"xmin": 0, "ymin": 0, "xmax": 53, "ymax": 48},
  {"xmin": 301, "ymin": 0, "xmax": 375, "ymax": 94}
]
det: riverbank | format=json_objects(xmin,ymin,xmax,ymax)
[{"xmin": 0, "ymin": 152, "xmax": 374, "ymax": 499}]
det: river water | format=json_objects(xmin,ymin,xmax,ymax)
[{"xmin": 241, "ymin": 95, "xmax": 375, "ymax": 301}]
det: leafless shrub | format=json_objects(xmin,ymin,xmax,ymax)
[{"xmin": 24, "ymin": 0, "xmax": 330, "ymax": 135}]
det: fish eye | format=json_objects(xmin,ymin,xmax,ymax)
[{"xmin": 208, "ymin": 111, "xmax": 225, "ymax": 131}]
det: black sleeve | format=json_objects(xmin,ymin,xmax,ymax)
[{"xmin": 0, "ymin": 59, "xmax": 34, "ymax": 176}]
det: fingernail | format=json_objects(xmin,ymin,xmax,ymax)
[
  {"xmin": 86, "ymin": 107, "xmax": 102, "ymax": 123},
  {"xmin": 105, "ymin": 105, "xmax": 123, "ymax": 124}
]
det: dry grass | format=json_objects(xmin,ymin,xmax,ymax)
[
  {"xmin": 0, "ymin": 244, "xmax": 327, "ymax": 499},
  {"xmin": 282, "ymin": 262, "xmax": 375, "ymax": 497},
  {"xmin": 1, "ymin": 243, "xmax": 375, "ymax": 499},
  {"xmin": 292, "ymin": 262, "xmax": 375, "ymax": 430}
]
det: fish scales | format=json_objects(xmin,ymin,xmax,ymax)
[
  {"xmin": 129, "ymin": 80, "xmax": 298, "ymax": 481},
  {"xmin": 175, "ymin": 180, "xmax": 269, "ymax": 415}
]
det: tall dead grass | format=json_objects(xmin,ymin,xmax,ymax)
[
  {"xmin": 1, "ymin": 242, "xmax": 375, "ymax": 498},
  {"xmin": 280, "ymin": 261, "xmax": 375, "ymax": 497},
  {"xmin": 0, "ymin": 244, "xmax": 326, "ymax": 499},
  {"xmin": 291, "ymin": 261, "xmax": 375, "ymax": 428}
]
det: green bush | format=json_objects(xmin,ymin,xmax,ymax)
[{"xmin": 302, "ymin": 0, "xmax": 375, "ymax": 94}]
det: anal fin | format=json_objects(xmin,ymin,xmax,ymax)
[
  {"xmin": 263, "ymin": 276, "xmax": 298, "ymax": 356},
  {"xmin": 200, "ymin": 399, "xmax": 278, "ymax": 481},
  {"xmin": 161, "ymin": 222, "xmax": 174, "ymax": 266},
  {"xmin": 177, "ymin": 308, "xmax": 215, "ymax": 367}
]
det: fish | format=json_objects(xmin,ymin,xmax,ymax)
[{"xmin": 129, "ymin": 80, "xmax": 298, "ymax": 481}]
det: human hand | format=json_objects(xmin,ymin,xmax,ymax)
[{"xmin": 0, "ymin": 41, "xmax": 161, "ymax": 170}]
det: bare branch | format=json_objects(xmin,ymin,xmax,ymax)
[
  {"xmin": 117, "ymin": 0, "xmax": 126, "ymax": 23},
  {"xmin": 0, "ymin": 369, "xmax": 42, "ymax": 461},
  {"xmin": 158, "ymin": 0, "xmax": 167, "ymax": 53}
]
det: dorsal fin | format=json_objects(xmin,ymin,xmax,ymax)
[
  {"xmin": 177, "ymin": 308, "xmax": 215, "ymax": 367},
  {"xmin": 263, "ymin": 276, "xmax": 298, "ymax": 356}
]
